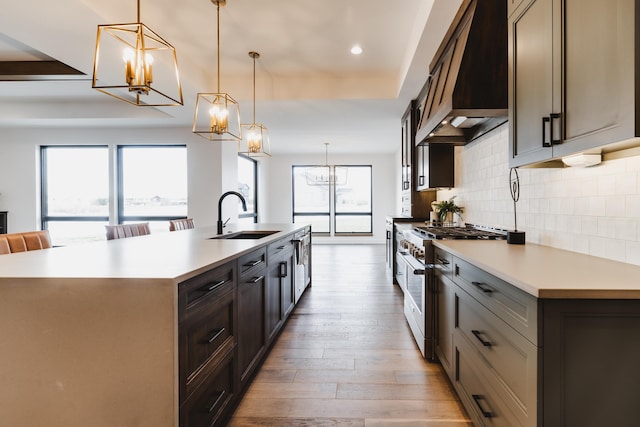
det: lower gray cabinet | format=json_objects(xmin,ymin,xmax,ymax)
[{"xmin": 438, "ymin": 248, "xmax": 640, "ymax": 427}]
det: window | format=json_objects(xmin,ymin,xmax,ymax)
[
  {"xmin": 41, "ymin": 145, "xmax": 187, "ymax": 245},
  {"xmin": 292, "ymin": 164, "xmax": 372, "ymax": 235},
  {"xmin": 334, "ymin": 166, "xmax": 372, "ymax": 234},
  {"xmin": 41, "ymin": 146, "xmax": 110, "ymax": 245},
  {"xmin": 118, "ymin": 145, "xmax": 187, "ymax": 233},
  {"xmin": 292, "ymin": 166, "xmax": 331, "ymax": 234},
  {"xmin": 238, "ymin": 155, "xmax": 257, "ymax": 224}
]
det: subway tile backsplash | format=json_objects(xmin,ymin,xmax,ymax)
[{"xmin": 436, "ymin": 123, "xmax": 640, "ymax": 266}]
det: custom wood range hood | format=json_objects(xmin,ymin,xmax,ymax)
[{"xmin": 415, "ymin": 0, "xmax": 507, "ymax": 146}]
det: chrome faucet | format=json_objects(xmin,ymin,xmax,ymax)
[{"xmin": 217, "ymin": 191, "xmax": 247, "ymax": 234}]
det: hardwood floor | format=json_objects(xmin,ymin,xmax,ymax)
[{"xmin": 228, "ymin": 244, "xmax": 472, "ymax": 426}]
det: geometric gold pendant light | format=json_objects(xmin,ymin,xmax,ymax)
[
  {"xmin": 92, "ymin": 0, "xmax": 183, "ymax": 106},
  {"xmin": 239, "ymin": 51, "xmax": 271, "ymax": 157},
  {"xmin": 193, "ymin": 0, "xmax": 242, "ymax": 141}
]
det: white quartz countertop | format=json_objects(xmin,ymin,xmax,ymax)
[
  {"xmin": 0, "ymin": 223, "xmax": 305, "ymax": 284},
  {"xmin": 433, "ymin": 239, "xmax": 640, "ymax": 299}
]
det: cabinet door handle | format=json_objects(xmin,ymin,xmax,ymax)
[
  {"xmin": 386, "ymin": 230, "xmax": 391, "ymax": 239},
  {"xmin": 244, "ymin": 259, "xmax": 263, "ymax": 267},
  {"xmin": 471, "ymin": 281, "xmax": 493, "ymax": 293},
  {"xmin": 437, "ymin": 257, "xmax": 449, "ymax": 265},
  {"xmin": 204, "ymin": 279, "xmax": 227, "ymax": 293},
  {"xmin": 279, "ymin": 261, "xmax": 287, "ymax": 278},
  {"xmin": 206, "ymin": 327, "xmax": 226, "ymax": 344},
  {"xmin": 403, "ymin": 181, "xmax": 410, "ymax": 190},
  {"xmin": 207, "ymin": 390, "xmax": 226, "ymax": 413},
  {"xmin": 542, "ymin": 116, "xmax": 551, "ymax": 147},
  {"xmin": 419, "ymin": 175, "xmax": 425, "ymax": 186},
  {"xmin": 277, "ymin": 245, "xmax": 286, "ymax": 250},
  {"xmin": 249, "ymin": 275, "xmax": 264, "ymax": 283},
  {"xmin": 471, "ymin": 330, "xmax": 493, "ymax": 347},
  {"xmin": 550, "ymin": 112, "xmax": 561, "ymax": 145},
  {"xmin": 472, "ymin": 394, "xmax": 494, "ymax": 419}
]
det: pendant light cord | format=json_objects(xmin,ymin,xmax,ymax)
[
  {"xmin": 252, "ymin": 54, "xmax": 256, "ymax": 122},
  {"xmin": 217, "ymin": 2, "xmax": 221, "ymax": 93},
  {"xmin": 137, "ymin": 0, "xmax": 141, "ymax": 23}
]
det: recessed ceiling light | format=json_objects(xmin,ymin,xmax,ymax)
[{"xmin": 350, "ymin": 45, "xmax": 363, "ymax": 55}]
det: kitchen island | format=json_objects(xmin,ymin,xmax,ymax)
[
  {"xmin": 432, "ymin": 239, "xmax": 640, "ymax": 427},
  {"xmin": 0, "ymin": 223, "xmax": 310, "ymax": 427}
]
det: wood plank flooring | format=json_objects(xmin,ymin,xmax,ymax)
[{"xmin": 228, "ymin": 244, "xmax": 472, "ymax": 427}]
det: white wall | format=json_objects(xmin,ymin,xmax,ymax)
[
  {"xmin": 0, "ymin": 127, "xmax": 240, "ymax": 232},
  {"xmin": 261, "ymin": 153, "xmax": 396, "ymax": 244},
  {"xmin": 437, "ymin": 123, "xmax": 640, "ymax": 266}
]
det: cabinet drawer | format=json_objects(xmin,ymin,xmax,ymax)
[
  {"xmin": 453, "ymin": 257, "xmax": 537, "ymax": 344},
  {"xmin": 456, "ymin": 285, "xmax": 537, "ymax": 421},
  {"xmin": 268, "ymin": 235, "xmax": 292, "ymax": 260},
  {"xmin": 180, "ymin": 348, "xmax": 235, "ymax": 427},
  {"xmin": 454, "ymin": 331, "xmax": 530, "ymax": 427},
  {"xmin": 434, "ymin": 247, "xmax": 453, "ymax": 279},
  {"xmin": 238, "ymin": 247, "xmax": 267, "ymax": 277},
  {"xmin": 180, "ymin": 279, "xmax": 235, "ymax": 400},
  {"xmin": 180, "ymin": 263, "xmax": 234, "ymax": 317}
]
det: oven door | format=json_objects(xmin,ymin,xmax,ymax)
[{"xmin": 400, "ymin": 252, "xmax": 429, "ymax": 357}]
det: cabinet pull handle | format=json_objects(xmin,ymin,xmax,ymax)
[
  {"xmin": 249, "ymin": 275, "xmax": 264, "ymax": 283},
  {"xmin": 419, "ymin": 175, "xmax": 425, "ymax": 186},
  {"xmin": 207, "ymin": 390, "xmax": 226, "ymax": 413},
  {"xmin": 550, "ymin": 112, "xmax": 561, "ymax": 145},
  {"xmin": 206, "ymin": 328, "xmax": 226, "ymax": 344},
  {"xmin": 204, "ymin": 280, "xmax": 226, "ymax": 292},
  {"xmin": 244, "ymin": 259, "xmax": 263, "ymax": 267},
  {"xmin": 277, "ymin": 245, "xmax": 286, "ymax": 250},
  {"xmin": 279, "ymin": 261, "xmax": 287, "ymax": 278},
  {"xmin": 471, "ymin": 281, "xmax": 493, "ymax": 293},
  {"xmin": 437, "ymin": 257, "xmax": 449, "ymax": 265},
  {"xmin": 471, "ymin": 330, "xmax": 493, "ymax": 347},
  {"xmin": 472, "ymin": 394, "xmax": 494, "ymax": 419},
  {"xmin": 386, "ymin": 230, "xmax": 391, "ymax": 239},
  {"xmin": 542, "ymin": 116, "xmax": 551, "ymax": 147}
]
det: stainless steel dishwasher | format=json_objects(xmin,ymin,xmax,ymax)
[{"xmin": 293, "ymin": 226, "xmax": 311, "ymax": 303}]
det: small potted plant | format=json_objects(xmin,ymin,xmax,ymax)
[{"xmin": 433, "ymin": 196, "xmax": 464, "ymax": 226}]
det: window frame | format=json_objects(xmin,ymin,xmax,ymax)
[
  {"xmin": 238, "ymin": 154, "xmax": 258, "ymax": 223},
  {"xmin": 292, "ymin": 164, "xmax": 372, "ymax": 236},
  {"xmin": 333, "ymin": 165, "xmax": 373, "ymax": 236},
  {"xmin": 291, "ymin": 165, "xmax": 331, "ymax": 236},
  {"xmin": 40, "ymin": 145, "xmax": 110, "ymax": 230},
  {"xmin": 116, "ymin": 144, "xmax": 188, "ymax": 224}
]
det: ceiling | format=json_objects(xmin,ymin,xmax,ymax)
[{"xmin": 0, "ymin": 0, "xmax": 462, "ymax": 154}]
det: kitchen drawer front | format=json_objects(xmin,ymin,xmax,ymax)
[
  {"xmin": 454, "ymin": 330, "xmax": 532, "ymax": 427},
  {"xmin": 180, "ymin": 279, "xmax": 235, "ymax": 400},
  {"xmin": 180, "ymin": 348, "xmax": 235, "ymax": 427},
  {"xmin": 180, "ymin": 263, "xmax": 235, "ymax": 319},
  {"xmin": 434, "ymin": 247, "xmax": 453, "ymax": 280},
  {"xmin": 238, "ymin": 247, "xmax": 267, "ymax": 277},
  {"xmin": 453, "ymin": 257, "xmax": 537, "ymax": 344},
  {"xmin": 267, "ymin": 234, "xmax": 293, "ymax": 259},
  {"xmin": 455, "ymin": 284, "xmax": 537, "ymax": 419}
]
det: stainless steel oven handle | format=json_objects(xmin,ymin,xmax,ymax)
[{"xmin": 398, "ymin": 252, "xmax": 433, "ymax": 275}]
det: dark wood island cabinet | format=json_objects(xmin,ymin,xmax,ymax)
[{"xmin": 0, "ymin": 223, "xmax": 311, "ymax": 427}]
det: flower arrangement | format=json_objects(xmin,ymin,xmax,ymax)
[{"xmin": 433, "ymin": 196, "xmax": 464, "ymax": 225}]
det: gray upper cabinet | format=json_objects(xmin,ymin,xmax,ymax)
[{"xmin": 509, "ymin": 0, "xmax": 637, "ymax": 167}]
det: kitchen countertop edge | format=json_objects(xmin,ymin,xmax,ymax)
[{"xmin": 433, "ymin": 239, "xmax": 640, "ymax": 299}]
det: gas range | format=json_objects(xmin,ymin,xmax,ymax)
[
  {"xmin": 400, "ymin": 225, "xmax": 506, "ymax": 264},
  {"xmin": 413, "ymin": 225, "xmax": 507, "ymax": 240}
]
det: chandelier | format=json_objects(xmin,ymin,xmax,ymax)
[
  {"xmin": 239, "ymin": 51, "xmax": 271, "ymax": 157},
  {"xmin": 193, "ymin": 0, "xmax": 241, "ymax": 141},
  {"xmin": 92, "ymin": 0, "xmax": 183, "ymax": 106},
  {"xmin": 305, "ymin": 143, "xmax": 348, "ymax": 186}
]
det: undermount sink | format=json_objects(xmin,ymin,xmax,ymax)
[{"xmin": 210, "ymin": 230, "xmax": 280, "ymax": 240}]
